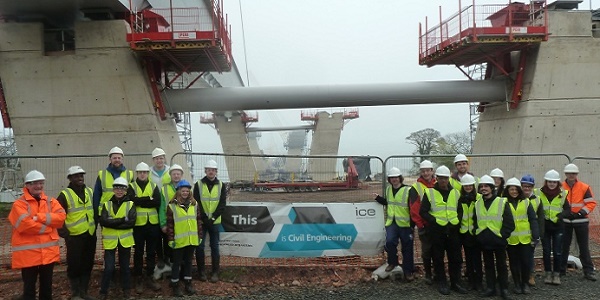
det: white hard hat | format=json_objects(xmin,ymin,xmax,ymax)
[
  {"xmin": 505, "ymin": 177, "xmax": 521, "ymax": 187},
  {"xmin": 109, "ymin": 146, "xmax": 124, "ymax": 157},
  {"xmin": 152, "ymin": 147, "xmax": 166, "ymax": 158},
  {"xmin": 479, "ymin": 175, "xmax": 495, "ymax": 185},
  {"xmin": 67, "ymin": 166, "xmax": 86, "ymax": 177},
  {"xmin": 135, "ymin": 162, "xmax": 150, "ymax": 172},
  {"xmin": 564, "ymin": 163, "xmax": 579, "ymax": 174},
  {"xmin": 204, "ymin": 160, "xmax": 218, "ymax": 169},
  {"xmin": 387, "ymin": 167, "xmax": 402, "ymax": 177},
  {"xmin": 544, "ymin": 169, "xmax": 561, "ymax": 181},
  {"xmin": 419, "ymin": 160, "xmax": 434, "ymax": 169},
  {"xmin": 490, "ymin": 168, "xmax": 504, "ymax": 178},
  {"xmin": 113, "ymin": 177, "xmax": 129, "ymax": 187},
  {"xmin": 169, "ymin": 164, "xmax": 184, "ymax": 173},
  {"xmin": 460, "ymin": 174, "xmax": 476, "ymax": 186},
  {"xmin": 435, "ymin": 165, "xmax": 451, "ymax": 177},
  {"xmin": 25, "ymin": 170, "xmax": 45, "ymax": 183},
  {"xmin": 454, "ymin": 154, "xmax": 468, "ymax": 164}
]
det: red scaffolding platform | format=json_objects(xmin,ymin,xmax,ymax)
[
  {"xmin": 418, "ymin": 1, "xmax": 548, "ymax": 67},
  {"xmin": 126, "ymin": 1, "xmax": 232, "ymax": 73}
]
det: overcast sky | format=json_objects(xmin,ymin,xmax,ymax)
[{"xmin": 177, "ymin": 0, "xmax": 595, "ymax": 160}]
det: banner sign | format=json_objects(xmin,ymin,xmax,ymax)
[{"xmin": 218, "ymin": 202, "xmax": 385, "ymax": 258}]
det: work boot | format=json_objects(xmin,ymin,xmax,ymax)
[
  {"xmin": 134, "ymin": 276, "xmax": 144, "ymax": 294},
  {"xmin": 69, "ymin": 277, "xmax": 83, "ymax": 300},
  {"xmin": 450, "ymin": 283, "xmax": 468, "ymax": 294},
  {"xmin": 198, "ymin": 267, "xmax": 208, "ymax": 282},
  {"xmin": 184, "ymin": 279, "xmax": 196, "ymax": 295},
  {"xmin": 170, "ymin": 281, "xmax": 183, "ymax": 297},
  {"xmin": 544, "ymin": 271, "xmax": 553, "ymax": 284},
  {"xmin": 405, "ymin": 273, "xmax": 415, "ymax": 282},
  {"xmin": 437, "ymin": 281, "xmax": 450, "ymax": 295},
  {"xmin": 481, "ymin": 280, "xmax": 496, "ymax": 297},
  {"xmin": 552, "ymin": 272, "xmax": 561, "ymax": 285},
  {"xmin": 500, "ymin": 289, "xmax": 511, "ymax": 300},
  {"xmin": 384, "ymin": 264, "xmax": 396, "ymax": 272},
  {"xmin": 98, "ymin": 293, "xmax": 108, "ymax": 300},
  {"xmin": 210, "ymin": 272, "xmax": 219, "ymax": 283},
  {"xmin": 146, "ymin": 276, "xmax": 162, "ymax": 291},
  {"xmin": 584, "ymin": 273, "xmax": 598, "ymax": 281},
  {"xmin": 512, "ymin": 279, "xmax": 522, "ymax": 294},
  {"xmin": 528, "ymin": 273, "xmax": 536, "ymax": 286},
  {"xmin": 522, "ymin": 284, "xmax": 531, "ymax": 294}
]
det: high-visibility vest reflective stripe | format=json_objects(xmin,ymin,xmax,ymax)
[
  {"xmin": 426, "ymin": 188, "xmax": 460, "ymax": 226},
  {"xmin": 162, "ymin": 184, "xmax": 176, "ymax": 203},
  {"xmin": 460, "ymin": 193, "xmax": 482, "ymax": 234},
  {"xmin": 385, "ymin": 186, "xmax": 411, "ymax": 227},
  {"xmin": 12, "ymin": 240, "xmax": 60, "ymax": 252},
  {"xmin": 98, "ymin": 170, "xmax": 133, "ymax": 209},
  {"xmin": 102, "ymin": 201, "xmax": 135, "ymax": 250},
  {"xmin": 131, "ymin": 181, "xmax": 159, "ymax": 226},
  {"xmin": 13, "ymin": 197, "xmax": 63, "ymax": 234},
  {"xmin": 62, "ymin": 187, "xmax": 95, "ymax": 236},
  {"xmin": 540, "ymin": 190, "xmax": 567, "ymax": 223},
  {"xmin": 200, "ymin": 181, "xmax": 223, "ymax": 224},
  {"xmin": 169, "ymin": 203, "xmax": 199, "ymax": 248},
  {"xmin": 412, "ymin": 182, "xmax": 426, "ymax": 199},
  {"xmin": 475, "ymin": 197, "xmax": 505, "ymax": 237},
  {"xmin": 508, "ymin": 199, "xmax": 532, "ymax": 245}
]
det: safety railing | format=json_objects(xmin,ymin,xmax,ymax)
[
  {"xmin": 419, "ymin": 0, "xmax": 547, "ymax": 60},
  {"xmin": 127, "ymin": 1, "xmax": 232, "ymax": 62}
]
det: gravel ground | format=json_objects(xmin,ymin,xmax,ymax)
[
  {"xmin": 2, "ymin": 265, "xmax": 599, "ymax": 300},
  {"xmin": 193, "ymin": 271, "xmax": 600, "ymax": 300}
]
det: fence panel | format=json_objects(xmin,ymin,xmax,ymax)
[{"xmin": 172, "ymin": 153, "xmax": 386, "ymax": 268}]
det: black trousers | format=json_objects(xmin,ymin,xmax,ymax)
[
  {"xmin": 431, "ymin": 228, "xmax": 463, "ymax": 284},
  {"xmin": 22, "ymin": 263, "xmax": 54, "ymax": 300},
  {"xmin": 561, "ymin": 222, "xmax": 595, "ymax": 274},
  {"xmin": 157, "ymin": 230, "xmax": 173, "ymax": 264},
  {"xmin": 171, "ymin": 246, "xmax": 195, "ymax": 282},
  {"xmin": 66, "ymin": 232, "xmax": 97, "ymax": 279},
  {"xmin": 507, "ymin": 244, "xmax": 532, "ymax": 287},
  {"xmin": 461, "ymin": 234, "xmax": 482, "ymax": 286},
  {"xmin": 483, "ymin": 248, "xmax": 508, "ymax": 290},
  {"xmin": 133, "ymin": 223, "xmax": 161, "ymax": 276}
]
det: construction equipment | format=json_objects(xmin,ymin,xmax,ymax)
[{"xmin": 250, "ymin": 157, "xmax": 361, "ymax": 192}]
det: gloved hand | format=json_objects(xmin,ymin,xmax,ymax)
[
  {"xmin": 577, "ymin": 211, "xmax": 587, "ymax": 218},
  {"xmin": 169, "ymin": 241, "xmax": 176, "ymax": 249},
  {"xmin": 568, "ymin": 212, "xmax": 578, "ymax": 220}
]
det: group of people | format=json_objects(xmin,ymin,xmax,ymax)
[
  {"xmin": 8, "ymin": 146, "xmax": 226, "ymax": 300},
  {"xmin": 376, "ymin": 154, "xmax": 597, "ymax": 299}
]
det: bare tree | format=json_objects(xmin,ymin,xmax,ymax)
[
  {"xmin": 433, "ymin": 130, "xmax": 473, "ymax": 167},
  {"xmin": 405, "ymin": 128, "xmax": 441, "ymax": 159}
]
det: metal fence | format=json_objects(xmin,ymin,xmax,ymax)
[{"xmin": 1, "ymin": 152, "xmax": 600, "ymax": 281}]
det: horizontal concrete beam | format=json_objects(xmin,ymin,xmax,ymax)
[
  {"xmin": 164, "ymin": 80, "xmax": 507, "ymax": 113},
  {"xmin": 246, "ymin": 125, "xmax": 314, "ymax": 132}
]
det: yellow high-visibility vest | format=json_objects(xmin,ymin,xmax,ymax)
[
  {"xmin": 62, "ymin": 187, "xmax": 95, "ymax": 236},
  {"xmin": 102, "ymin": 201, "xmax": 135, "ymax": 250}
]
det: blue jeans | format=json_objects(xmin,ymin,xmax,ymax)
[
  {"xmin": 385, "ymin": 224, "xmax": 414, "ymax": 275},
  {"xmin": 542, "ymin": 224, "xmax": 563, "ymax": 272},
  {"xmin": 100, "ymin": 245, "xmax": 132, "ymax": 294},
  {"xmin": 195, "ymin": 224, "xmax": 220, "ymax": 272}
]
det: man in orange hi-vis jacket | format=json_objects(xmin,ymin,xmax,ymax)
[{"xmin": 9, "ymin": 170, "xmax": 67, "ymax": 300}]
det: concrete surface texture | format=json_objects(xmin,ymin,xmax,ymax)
[
  {"xmin": 308, "ymin": 112, "xmax": 344, "ymax": 181},
  {"xmin": 472, "ymin": 10, "xmax": 600, "ymax": 208},
  {"xmin": 0, "ymin": 20, "xmax": 185, "ymax": 192},
  {"xmin": 214, "ymin": 113, "xmax": 257, "ymax": 182}
]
